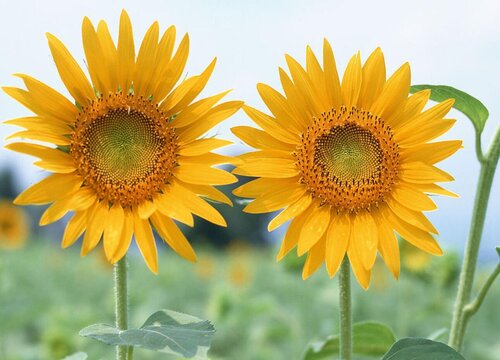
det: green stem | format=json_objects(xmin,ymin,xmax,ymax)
[
  {"xmin": 338, "ymin": 257, "xmax": 352, "ymax": 360},
  {"xmin": 114, "ymin": 255, "xmax": 132, "ymax": 360},
  {"xmin": 475, "ymin": 131, "xmax": 485, "ymax": 163},
  {"xmin": 463, "ymin": 263, "xmax": 500, "ymax": 318},
  {"xmin": 449, "ymin": 126, "xmax": 500, "ymax": 351}
]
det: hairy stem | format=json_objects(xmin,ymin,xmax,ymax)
[
  {"xmin": 114, "ymin": 255, "xmax": 131, "ymax": 360},
  {"xmin": 339, "ymin": 257, "xmax": 352, "ymax": 360},
  {"xmin": 449, "ymin": 126, "xmax": 500, "ymax": 350}
]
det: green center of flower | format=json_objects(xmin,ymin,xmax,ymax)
[
  {"xmin": 294, "ymin": 106, "xmax": 400, "ymax": 212},
  {"xmin": 87, "ymin": 108, "xmax": 160, "ymax": 183},
  {"xmin": 315, "ymin": 122, "xmax": 383, "ymax": 184},
  {"xmin": 71, "ymin": 93, "xmax": 178, "ymax": 208}
]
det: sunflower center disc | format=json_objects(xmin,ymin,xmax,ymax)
[
  {"xmin": 295, "ymin": 106, "xmax": 400, "ymax": 212},
  {"xmin": 71, "ymin": 93, "xmax": 178, "ymax": 208},
  {"xmin": 315, "ymin": 123, "xmax": 383, "ymax": 184},
  {"xmin": 88, "ymin": 108, "xmax": 159, "ymax": 182}
]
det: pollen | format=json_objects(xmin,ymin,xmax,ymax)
[
  {"xmin": 70, "ymin": 93, "xmax": 178, "ymax": 208},
  {"xmin": 294, "ymin": 106, "xmax": 400, "ymax": 212}
]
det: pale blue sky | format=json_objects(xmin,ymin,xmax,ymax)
[{"xmin": 0, "ymin": 0, "xmax": 498, "ymax": 256}]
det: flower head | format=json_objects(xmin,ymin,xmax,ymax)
[
  {"xmin": 4, "ymin": 11, "xmax": 242, "ymax": 272},
  {"xmin": 232, "ymin": 41, "xmax": 460, "ymax": 288},
  {"xmin": 0, "ymin": 200, "xmax": 29, "ymax": 249}
]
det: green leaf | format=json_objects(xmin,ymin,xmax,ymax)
[
  {"xmin": 61, "ymin": 353, "xmax": 87, "ymax": 360},
  {"xmin": 410, "ymin": 85, "xmax": 489, "ymax": 134},
  {"xmin": 381, "ymin": 338, "xmax": 466, "ymax": 359},
  {"xmin": 303, "ymin": 322, "xmax": 396, "ymax": 359},
  {"xmin": 80, "ymin": 309, "xmax": 215, "ymax": 359},
  {"xmin": 496, "ymin": 246, "xmax": 500, "ymax": 258}
]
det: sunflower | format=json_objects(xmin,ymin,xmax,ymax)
[
  {"xmin": 3, "ymin": 11, "xmax": 242, "ymax": 272},
  {"xmin": 232, "ymin": 41, "xmax": 461, "ymax": 288},
  {"xmin": 0, "ymin": 200, "xmax": 29, "ymax": 249}
]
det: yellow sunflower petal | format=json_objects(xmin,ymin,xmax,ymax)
[
  {"xmin": 390, "ymin": 90, "xmax": 430, "ymax": 130},
  {"xmin": 381, "ymin": 205, "xmax": 443, "ymax": 255},
  {"xmin": 377, "ymin": 216, "xmax": 400, "ymax": 278},
  {"xmin": 133, "ymin": 21, "xmax": 160, "ymax": 97},
  {"xmin": 285, "ymin": 53, "xmax": 323, "ymax": 114},
  {"xmin": 257, "ymin": 83, "xmax": 305, "ymax": 132},
  {"xmin": 396, "ymin": 99, "xmax": 455, "ymax": 145},
  {"xmin": 302, "ymin": 237, "xmax": 326, "ymax": 280},
  {"xmin": 306, "ymin": 45, "xmax": 328, "ymax": 108},
  {"xmin": 5, "ymin": 142, "xmax": 75, "ymax": 173},
  {"xmin": 137, "ymin": 200, "xmax": 156, "ymax": 219},
  {"xmin": 244, "ymin": 184, "xmax": 306, "ymax": 214},
  {"xmin": 391, "ymin": 184, "xmax": 437, "ymax": 212},
  {"xmin": 278, "ymin": 67, "xmax": 313, "ymax": 131},
  {"xmin": 117, "ymin": 10, "xmax": 135, "ymax": 91},
  {"xmin": 103, "ymin": 204, "xmax": 125, "ymax": 261},
  {"xmin": 97, "ymin": 20, "xmax": 119, "ymax": 93},
  {"xmin": 151, "ymin": 212, "xmax": 197, "ymax": 262},
  {"xmin": 233, "ymin": 177, "xmax": 296, "ymax": 198},
  {"xmin": 154, "ymin": 192, "xmax": 194, "ymax": 227},
  {"xmin": 385, "ymin": 197, "xmax": 438, "ymax": 234},
  {"xmin": 15, "ymin": 74, "xmax": 77, "ymax": 122},
  {"xmin": 178, "ymin": 152, "xmax": 240, "ymax": 167},
  {"xmin": 341, "ymin": 52, "xmax": 362, "ymax": 107},
  {"xmin": 160, "ymin": 58, "xmax": 217, "ymax": 115},
  {"xmin": 46, "ymin": 33, "xmax": 95, "ymax": 105},
  {"xmin": 348, "ymin": 242, "xmax": 371, "ymax": 290},
  {"xmin": 351, "ymin": 210, "xmax": 378, "ymax": 270},
  {"xmin": 39, "ymin": 198, "xmax": 72, "ymax": 226},
  {"xmin": 325, "ymin": 213, "xmax": 350, "ymax": 278},
  {"xmin": 7, "ymin": 130, "xmax": 70, "ymax": 147},
  {"xmin": 359, "ymin": 47, "xmax": 386, "ymax": 109},
  {"xmin": 231, "ymin": 126, "xmax": 294, "ymax": 151},
  {"xmin": 178, "ymin": 138, "xmax": 232, "ymax": 156},
  {"xmin": 418, "ymin": 183, "xmax": 459, "ymax": 198},
  {"xmin": 323, "ymin": 39, "xmax": 342, "ymax": 109},
  {"xmin": 67, "ymin": 187, "xmax": 96, "ymax": 211},
  {"xmin": 82, "ymin": 17, "xmax": 112, "ymax": 95},
  {"xmin": 169, "ymin": 181, "xmax": 226, "ymax": 226},
  {"xmin": 3, "ymin": 87, "xmax": 73, "ymax": 125},
  {"xmin": 178, "ymin": 181, "xmax": 233, "ymax": 206},
  {"xmin": 276, "ymin": 207, "xmax": 311, "ymax": 261},
  {"xmin": 14, "ymin": 174, "xmax": 82, "ymax": 205},
  {"xmin": 62, "ymin": 211, "xmax": 88, "ymax": 248},
  {"xmin": 175, "ymin": 164, "xmax": 237, "ymax": 185},
  {"xmin": 111, "ymin": 210, "xmax": 134, "ymax": 263},
  {"xmin": 176, "ymin": 101, "xmax": 243, "ymax": 143},
  {"xmin": 134, "ymin": 216, "xmax": 158, "ymax": 273},
  {"xmin": 400, "ymin": 162, "xmax": 454, "ymax": 183},
  {"xmin": 297, "ymin": 204, "xmax": 331, "ymax": 256},
  {"xmin": 232, "ymin": 158, "xmax": 298, "ymax": 178},
  {"xmin": 153, "ymin": 34, "xmax": 190, "ymax": 101},
  {"xmin": 268, "ymin": 193, "xmax": 312, "ymax": 231},
  {"xmin": 370, "ymin": 62, "xmax": 410, "ymax": 122},
  {"xmin": 152, "ymin": 26, "xmax": 176, "ymax": 77},
  {"xmin": 81, "ymin": 202, "xmax": 108, "ymax": 255},
  {"xmin": 172, "ymin": 90, "xmax": 230, "ymax": 128},
  {"xmin": 4, "ymin": 116, "xmax": 70, "ymax": 135},
  {"xmin": 401, "ymin": 140, "xmax": 463, "ymax": 164},
  {"xmin": 242, "ymin": 105, "xmax": 299, "ymax": 144}
]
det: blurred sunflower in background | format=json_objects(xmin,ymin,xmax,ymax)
[
  {"xmin": 3, "ymin": 10, "xmax": 242, "ymax": 272},
  {"xmin": 233, "ymin": 40, "xmax": 461, "ymax": 288},
  {"xmin": 0, "ymin": 200, "xmax": 29, "ymax": 249}
]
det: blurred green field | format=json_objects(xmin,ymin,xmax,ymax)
[{"xmin": 0, "ymin": 241, "xmax": 498, "ymax": 360}]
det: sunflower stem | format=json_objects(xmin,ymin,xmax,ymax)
[
  {"xmin": 449, "ymin": 126, "xmax": 500, "ymax": 351},
  {"xmin": 114, "ymin": 255, "xmax": 132, "ymax": 360},
  {"xmin": 338, "ymin": 256, "xmax": 352, "ymax": 360}
]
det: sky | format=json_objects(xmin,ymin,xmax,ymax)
[{"xmin": 0, "ymin": 0, "xmax": 498, "ymax": 257}]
